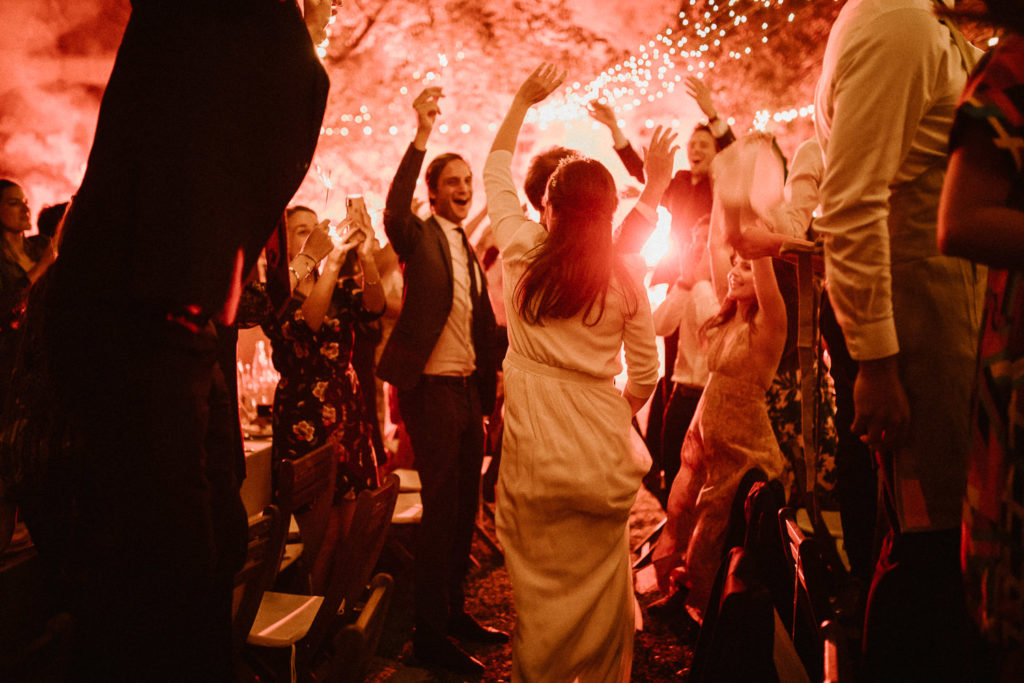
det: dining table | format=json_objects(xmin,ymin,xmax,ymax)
[{"xmin": 241, "ymin": 437, "xmax": 274, "ymax": 518}]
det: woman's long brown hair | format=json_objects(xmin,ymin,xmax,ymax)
[{"xmin": 516, "ymin": 157, "xmax": 638, "ymax": 325}]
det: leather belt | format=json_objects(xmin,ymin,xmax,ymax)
[{"xmin": 419, "ymin": 373, "xmax": 475, "ymax": 388}]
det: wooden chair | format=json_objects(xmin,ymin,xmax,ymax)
[
  {"xmin": 232, "ymin": 505, "xmax": 286, "ymax": 652},
  {"xmin": 275, "ymin": 443, "xmax": 338, "ymax": 593},
  {"xmin": 386, "ymin": 468, "xmax": 422, "ymax": 567},
  {"xmin": 309, "ymin": 473, "xmax": 400, "ymax": 681},
  {"xmin": 330, "ymin": 573, "xmax": 394, "ymax": 682},
  {"xmin": 779, "ymin": 507, "xmax": 853, "ymax": 682},
  {"xmin": 245, "ymin": 472, "xmax": 400, "ymax": 682}
]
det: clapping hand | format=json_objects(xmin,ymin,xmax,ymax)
[{"xmin": 515, "ymin": 63, "xmax": 567, "ymax": 107}]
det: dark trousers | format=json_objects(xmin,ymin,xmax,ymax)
[
  {"xmin": 660, "ymin": 383, "xmax": 703, "ymax": 505},
  {"xmin": 863, "ymin": 527, "xmax": 977, "ymax": 682},
  {"xmin": 30, "ymin": 307, "xmax": 246, "ymax": 682},
  {"xmin": 820, "ymin": 296, "xmax": 878, "ymax": 581},
  {"xmin": 399, "ymin": 377, "xmax": 485, "ymax": 637}
]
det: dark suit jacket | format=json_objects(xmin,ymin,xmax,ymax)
[
  {"xmin": 614, "ymin": 132, "xmax": 735, "ymax": 284},
  {"xmin": 377, "ymin": 144, "xmax": 498, "ymax": 414}
]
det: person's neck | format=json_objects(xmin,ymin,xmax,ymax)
[
  {"xmin": 736, "ymin": 297, "xmax": 755, "ymax": 319},
  {"xmin": 2, "ymin": 229, "xmax": 24, "ymax": 255},
  {"xmin": 690, "ymin": 172, "xmax": 707, "ymax": 186}
]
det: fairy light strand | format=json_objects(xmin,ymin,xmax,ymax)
[{"xmin": 317, "ymin": 0, "xmax": 826, "ymax": 141}]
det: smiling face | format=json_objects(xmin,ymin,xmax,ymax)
[
  {"xmin": 687, "ymin": 129, "xmax": 717, "ymax": 179},
  {"xmin": 430, "ymin": 158, "xmax": 473, "ymax": 224},
  {"xmin": 0, "ymin": 184, "xmax": 31, "ymax": 234},
  {"xmin": 286, "ymin": 208, "xmax": 318, "ymax": 260},
  {"xmin": 727, "ymin": 257, "xmax": 755, "ymax": 301}
]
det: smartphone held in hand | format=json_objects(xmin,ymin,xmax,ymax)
[{"xmin": 346, "ymin": 194, "xmax": 366, "ymax": 221}]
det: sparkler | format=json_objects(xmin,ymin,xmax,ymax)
[{"xmin": 315, "ymin": 163, "xmax": 334, "ymax": 214}]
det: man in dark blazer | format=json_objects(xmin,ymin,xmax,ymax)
[{"xmin": 378, "ymin": 87, "xmax": 504, "ymax": 676}]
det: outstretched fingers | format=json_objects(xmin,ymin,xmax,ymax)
[
  {"xmin": 587, "ymin": 98, "xmax": 616, "ymax": 126},
  {"xmin": 648, "ymin": 125, "xmax": 680, "ymax": 157},
  {"xmin": 517, "ymin": 63, "xmax": 567, "ymax": 105},
  {"xmin": 642, "ymin": 125, "xmax": 680, "ymax": 187}
]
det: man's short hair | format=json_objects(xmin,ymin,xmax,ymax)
[
  {"xmin": 523, "ymin": 146, "xmax": 579, "ymax": 212},
  {"xmin": 691, "ymin": 123, "xmax": 730, "ymax": 152},
  {"xmin": 425, "ymin": 153, "xmax": 467, "ymax": 206}
]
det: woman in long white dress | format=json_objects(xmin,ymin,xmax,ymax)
[{"xmin": 483, "ymin": 64, "xmax": 660, "ymax": 682}]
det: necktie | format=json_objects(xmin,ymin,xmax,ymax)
[{"xmin": 455, "ymin": 226, "xmax": 480, "ymax": 303}]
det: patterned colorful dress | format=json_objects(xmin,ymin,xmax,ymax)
[
  {"xmin": 766, "ymin": 352, "xmax": 840, "ymax": 506},
  {"xmin": 240, "ymin": 278, "xmax": 381, "ymax": 496},
  {"xmin": 954, "ymin": 35, "xmax": 1024, "ymax": 648}
]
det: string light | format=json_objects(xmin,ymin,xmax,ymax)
[
  {"xmin": 319, "ymin": 1, "xmax": 824, "ymax": 137},
  {"xmin": 529, "ymin": 0, "xmax": 820, "ymax": 128},
  {"xmin": 752, "ymin": 103, "xmax": 815, "ymax": 131},
  {"xmin": 312, "ymin": 0, "xmax": 831, "ymax": 199}
]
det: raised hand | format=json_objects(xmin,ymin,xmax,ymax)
[
  {"xmin": 514, "ymin": 63, "xmax": 567, "ymax": 107},
  {"xmin": 587, "ymin": 99, "xmax": 618, "ymax": 130},
  {"xmin": 298, "ymin": 219, "xmax": 334, "ymax": 264},
  {"xmin": 325, "ymin": 218, "xmax": 357, "ymax": 266},
  {"xmin": 412, "ymin": 87, "xmax": 444, "ymax": 145},
  {"xmin": 490, "ymin": 64, "xmax": 566, "ymax": 155},
  {"xmin": 685, "ymin": 75, "xmax": 718, "ymax": 120},
  {"xmin": 643, "ymin": 125, "xmax": 680, "ymax": 194}
]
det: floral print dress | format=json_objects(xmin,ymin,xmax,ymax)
[
  {"xmin": 952, "ymin": 35, "xmax": 1024, "ymax": 649},
  {"xmin": 240, "ymin": 278, "xmax": 382, "ymax": 496}
]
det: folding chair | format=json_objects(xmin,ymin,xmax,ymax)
[
  {"xmin": 245, "ymin": 473, "xmax": 399, "ymax": 682},
  {"xmin": 779, "ymin": 507, "xmax": 853, "ymax": 682}
]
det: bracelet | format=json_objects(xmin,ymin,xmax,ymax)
[
  {"xmin": 288, "ymin": 266, "xmax": 303, "ymax": 281},
  {"xmin": 363, "ymin": 277, "xmax": 381, "ymax": 286},
  {"xmin": 296, "ymin": 253, "xmax": 318, "ymax": 268}
]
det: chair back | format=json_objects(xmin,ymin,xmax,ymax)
[
  {"xmin": 303, "ymin": 473, "xmax": 400, "ymax": 659},
  {"xmin": 330, "ymin": 573, "xmax": 395, "ymax": 683},
  {"xmin": 778, "ymin": 507, "xmax": 851, "ymax": 682},
  {"xmin": 232, "ymin": 505, "xmax": 284, "ymax": 649},
  {"xmin": 691, "ymin": 476, "xmax": 788, "ymax": 682},
  {"xmin": 275, "ymin": 443, "xmax": 337, "ymax": 574}
]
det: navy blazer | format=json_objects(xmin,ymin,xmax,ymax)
[{"xmin": 377, "ymin": 144, "xmax": 498, "ymax": 414}]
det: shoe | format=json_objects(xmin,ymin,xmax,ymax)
[
  {"xmin": 448, "ymin": 611, "xmax": 510, "ymax": 644},
  {"xmin": 413, "ymin": 630, "xmax": 485, "ymax": 677}
]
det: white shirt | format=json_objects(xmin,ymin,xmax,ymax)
[
  {"xmin": 769, "ymin": 137, "xmax": 823, "ymax": 240},
  {"xmin": 813, "ymin": 0, "xmax": 970, "ymax": 360},
  {"xmin": 422, "ymin": 213, "xmax": 480, "ymax": 376},
  {"xmin": 652, "ymin": 280, "xmax": 718, "ymax": 387}
]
